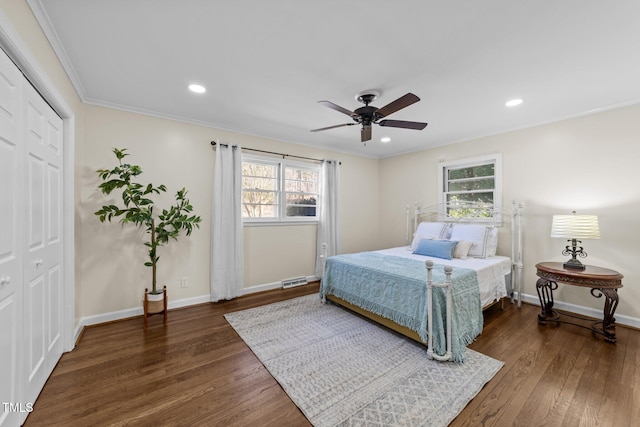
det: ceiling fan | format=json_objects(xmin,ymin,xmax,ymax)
[{"xmin": 311, "ymin": 91, "xmax": 428, "ymax": 142}]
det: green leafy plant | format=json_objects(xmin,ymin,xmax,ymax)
[{"xmin": 95, "ymin": 148, "xmax": 202, "ymax": 294}]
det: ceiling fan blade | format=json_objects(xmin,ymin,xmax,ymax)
[
  {"xmin": 361, "ymin": 126, "xmax": 372, "ymax": 142},
  {"xmin": 375, "ymin": 93, "xmax": 420, "ymax": 118},
  {"xmin": 378, "ymin": 119, "xmax": 428, "ymax": 130},
  {"xmin": 318, "ymin": 100, "xmax": 356, "ymax": 117},
  {"xmin": 311, "ymin": 123, "xmax": 355, "ymax": 132}
]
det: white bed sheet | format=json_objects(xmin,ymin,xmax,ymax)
[{"xmin": 375, "ymin": 246, "xmax": 511, "ymax": 307}]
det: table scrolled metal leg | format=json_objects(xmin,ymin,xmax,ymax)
[
  {"xmin": 591, "ymin": 287, "xmax": 619, "ymax": 342},
  {"xmin": 536, "ymin": 278, "xmax": 558, "ymax": 322}
]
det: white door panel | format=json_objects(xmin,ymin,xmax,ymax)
[
  {"xmin": 23, "ymin": 83, "xmax": 63, "ymax": 409},
  {"xmin": 43, "ymin": 94, "xmax": 64, "ymax": 377},
  {"xmin": 47, "ymin": 266, "xmax": 62, "ymax": 353},
  {"xmin": 0, "ymin": 138, "xmax": 18, "ymax": 302},
  {"xmin": 0, "ymin": 48, "xmax": 21, "ymax": 303},
  {"xmin": 27, "ymin": 153, "xmax": 45, "ymax": 253},
  {"xmin": 48, "ymin": 163, "xmax": 61, "ymax": 244},
  {"xmin": 25, "ymin": 275, "xmax": 45, "ymax": 380},
  {"xmin": 23, "ymin": 87, "xmax": 48, "ymax": 404},
  {"xmin": 0, "ymin": 297, "xmax": 19, "ymax": 427},
  {"xmin": 0, "ymin": 51, "xmax": 21, "ymax": 137}
]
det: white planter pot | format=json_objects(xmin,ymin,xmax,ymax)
[{"xmin": 145, "ymin": 288, "xmax": 166, "ymax": 315}]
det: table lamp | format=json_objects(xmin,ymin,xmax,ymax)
[{"xmin": 550, "ymin": 211, "xmax": 600, "ymax": 270}]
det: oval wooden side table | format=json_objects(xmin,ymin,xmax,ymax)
[{"xmin": 535, "ymin": 262, "xmax": 623, "ymax": 342}]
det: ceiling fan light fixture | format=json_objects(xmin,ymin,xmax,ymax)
[
  {"xmin": 356, "ymin": 90, "xmax": 380, "ymax": 105},
  {"xmin": 311, "ymin": 91, "xmax": 427, "ymax": 143},
  {"xmin": 505, "ymin": 98, "xmax": 523, "ymax": 107},
  {"xmin": 188, "ymin": 84, "xmax": 206, "ymax": 94}
]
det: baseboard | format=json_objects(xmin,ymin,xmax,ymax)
[
  {"xmin": 73, "ymin": 276, "xmax": 321, "ymax": 345},
  {"xmin": 519, "ymin": 293, "xmax": 640, "ymax": 329}
]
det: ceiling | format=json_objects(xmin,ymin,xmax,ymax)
[{"xmin": 28, "ymin": 1, "xmax": 640, "ymax": 158}]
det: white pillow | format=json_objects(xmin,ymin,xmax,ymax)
[
  {"xmin": 416, "ymin": 222, "xmax": 450, "ymax": 239},
  {"xmin": 486, "ymin": 227, "xmax": 498, "ymax": 257},
  {"xmin": 450, "ymin": 224, "xmax": 495, "ymax": 258},
  {"xmin": 453, "ymin": 240, "xmax": 474, "ymax": 259},
  {"xmin": 411, "ymin": 222, "xmax": 450, "ymax": 250}
]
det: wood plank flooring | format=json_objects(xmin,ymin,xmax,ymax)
[{"xmin": 24, "ymin": 283, "xmax": 639, "ymax": 426}]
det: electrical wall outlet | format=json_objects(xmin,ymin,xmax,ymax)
[{"xmin": 181, "ymin": 276, "xmax": 189, "ymax": 288}]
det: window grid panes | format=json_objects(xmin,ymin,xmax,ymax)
[
  {"xmin": 440, "ymin": 157, "xmax": 500, "ymax": 219},
  {"xmin": 242, "ymin": 156, "xmax": 320, "ymax": 222},
  {"xmin": 284, "ymin": 167, "xmax": 318, "ymax": 218},
  {"xmin": 242, "ymin": 160, "xmax": 279, "ymax": 219}
]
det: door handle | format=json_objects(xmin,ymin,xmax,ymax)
[
  {"xmin": 35, "ymin": 259, "xmax": 43, "ymax": 268},
  {"xmin": 0, "ymin": 276, "xmax": 10, "ymax": 286}
]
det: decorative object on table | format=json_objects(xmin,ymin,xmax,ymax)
[
  {"xmin": 95, "ymin": 148, "xmax": 202, "ymax": 328},
  {"xmin": 550, "ymin": 211, "xmax": 600, "ymax": 270},
  {"xmin": 225, "ymin": 294, "xmax": 504, "ymax": 427}
]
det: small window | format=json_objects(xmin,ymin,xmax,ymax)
[
  {"xmin": 242, "ymin": 159, "xmax": 279, "ymax": 219},
  {"xmin": 438, "ymin": 154, "xmax": 502, "ymax": 218},
  {"xmin": 242, "ymin": 155, "xmax": 320, "ymax": 223},
  {"xmin": 284, "ymin": 166, "xmax": 318, "ymax": 218}
]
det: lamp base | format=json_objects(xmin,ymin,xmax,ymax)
[{"xmin": 563, "ymin": 258, "xmax": 586, "ymax": 270}]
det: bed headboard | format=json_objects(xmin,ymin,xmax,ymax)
[{"xmin": 406, "ymin": 200, "xmax": 524, "ymax": 306}]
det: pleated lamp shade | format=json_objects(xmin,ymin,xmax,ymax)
[{"xmin": 550, "ymin": 213, "xmax": 600, "ymax": 240}]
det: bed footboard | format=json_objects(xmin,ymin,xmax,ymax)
[{"xmin": 426, "ymin": 260, "xmax": 453, "ymax": 361}]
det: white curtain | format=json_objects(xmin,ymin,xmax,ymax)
[
  {"xmin": 315, "ymin": 160, "xmax": 340, "ymax": 278},
  {"xmin": 211, "ymin": 143, "xmax": 244, "ymax": 301}
]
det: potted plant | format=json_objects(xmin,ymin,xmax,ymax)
[{"xmin": 94, "ymin": 148, "xmax": 202, "ymax": 326}]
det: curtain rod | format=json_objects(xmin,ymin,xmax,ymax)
[{"xmin": 210, "ymin": 141, "xmax": 341, "ymax": 164}]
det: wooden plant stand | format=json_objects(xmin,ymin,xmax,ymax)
[{"xmin": 143, "ymin": 286, "xmax": 167, "ymax": 329}]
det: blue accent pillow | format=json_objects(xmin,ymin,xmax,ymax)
[{"xmin": 412, "ymin": 239, "xmax": 459, "ymax": 260}]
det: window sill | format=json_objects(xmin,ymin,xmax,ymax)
[{"xmin": 243, "ymin": 220, "xmax": 318, "ymax": 227}]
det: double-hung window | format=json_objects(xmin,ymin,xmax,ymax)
[
  {"xmin": 241, "ymin": 154, "xmax": 320, "ymax": 223},
  {"xmin": 438, "ymin": 153, "xmax": 502, "ymax": 219}
]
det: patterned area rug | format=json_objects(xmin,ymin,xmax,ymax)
[{"xmin": 224, "ymin": 294, "xmax": 503, "ymax": 427}]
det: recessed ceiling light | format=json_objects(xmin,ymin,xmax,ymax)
[
  {"xmin": 188, "ymin": 84, "xmax": 206, "ymax": 94},
  {"xmin": 505, "ymin": 98, "xmax": 523, "ymax": 107},
  {"xmin": 380, "ymin": 137, "xmax": 391, "ymax": 143}
]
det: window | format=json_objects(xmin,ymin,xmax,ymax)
[
  {"xmin": 241, "ymin": 158, "xmax": 278, "ymax": 219},
  {"xmin": 438, "ymin": 154, "xmax": 502, "ymax": 218},
  {"xmin": 242, "ymin": 155, "xmax": 320, "ymax": 223}
]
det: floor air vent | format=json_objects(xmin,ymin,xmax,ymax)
[{"xmin": 282, "ymin": 277, "xmax": 308, "ymax": 289}]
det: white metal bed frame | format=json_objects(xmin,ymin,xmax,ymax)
[
  {"xmin": 321, "ymin": 200, "xmax": 523, "ymax": 362},
  {"xmin": 413, "ymin": 200, "xmax": 524, "ymax": 361}
]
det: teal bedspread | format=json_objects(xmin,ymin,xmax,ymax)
[{"xmin": 320, "ymin": 252, "xmax": 483, "ymax": 362}]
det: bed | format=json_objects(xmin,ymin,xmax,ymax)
[{"xmin": 320, "ymin": 201, "xmax": 523, "ymax": 362}]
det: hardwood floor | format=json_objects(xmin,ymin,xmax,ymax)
[{"xmin": 25, "ymin": 283, "xmax": 639, "ymax": 426}]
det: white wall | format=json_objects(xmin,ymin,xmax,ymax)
[{"xmin": 380, "ymin": 104, "xmax": 640, "ymax": 321}]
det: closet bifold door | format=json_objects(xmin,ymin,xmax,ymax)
[
  {"xmin": 22, "ymin": 77, "xmax": 64, "ymax": 417},
  {"xmin": 0, "ymin": 47, "xmax": 64, "ymax": 426},
  {"xmin": 0, "ymin": 47, "xmax": 25, "ymax": 427}
]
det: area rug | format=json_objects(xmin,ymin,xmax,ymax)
[{"xmin": 224, "ymin": 294, "xmax": 503, "ymax": 427}]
